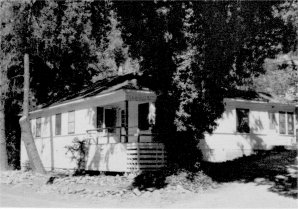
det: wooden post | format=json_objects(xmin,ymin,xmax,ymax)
[
  {"xmin": 137, "ymin": 129, "xmax": 140, "ymax": 143},
  {"xmin": 19, "ymin": 54, "xmax": 46, "ymax": 174},
  {"xmin": 137, "ymin": 144, "xmax": 140, "ymax": 170},
  {"xmin": 107, "ymin": 130, "xmax": 110, "ymax": 144},
  {"xmin": 125, "ymin": 100, "xmax": 129, "ymax": 143},
  {"xmin": 119, "ymin": 126, "xmax": 122, "ymax": 142},
  {"xmin": 49, "ymin": 116, "xmax": 54, "ymax": 171}
]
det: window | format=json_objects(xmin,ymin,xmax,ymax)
[
  {"xmin": 68, "ymin": 111, "xmax": 75, "ymax": 134},
  {"xmin": 105, "ymin": 108, "xmax": 117, "ymax": 133},
  {"xmin": 279, "ymin": 112, "xmax": 294, "ymax": 135},
  {"xmin": 138, "ymin": 103, "xmax": 149, "ymax": 130},
  {"xmin": 96, "ymin": 107, "xmax": 117, "ymax": 133},
  {"xmin": 55, "ymin": 113, "xmax": 61, "ymax": 135},
  {"xmin": 236, "ymin": 108, "xmax": 250, "ymax": 133},
  {"xmin": 269, "ymin": 112, "xmax": 277, "ymax": 130},
  {"xmin": 36, "ymin": 118, "xmax": 41, "ymax": 137}
]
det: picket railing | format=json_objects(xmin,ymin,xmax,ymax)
[
  {"xmin": 126, "ymin": 143, "xmax": 166, "ymax": 171},
  {"xmin": 86, "ymin": 126, "xmax": 159, "ymax": 144}
]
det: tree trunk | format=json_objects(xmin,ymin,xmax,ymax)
[
  {"xmin": 19, "ymin": 54, "xmax": 46, "ymax": 174},
  {"xmin": 0, "ymin": 59, "xmax": 9, "ymax": 171},
  {"xmin": 0, "ymin": 104, "xmax": 9, "ymax": 171},
  {"xmin": 0, "ymin": 11, "xmax": 9, "ymax": 171}
]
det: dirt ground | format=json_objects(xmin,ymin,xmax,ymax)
[
  {"xmin": 1, "ymin": 181, "xmax": 297, "ymax": 208},
  {"xmin": 1, "ymin": 150, "xmax": 297, "ymax": 208}
]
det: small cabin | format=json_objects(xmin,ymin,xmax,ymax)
[
  {"xmin": 199, "ymin": 92, "xmax": 297, "ymax": 162},
  {"xmin": 21, "ymin": 75, "xmax": 298, "ymax": 171},
  {"xmin": 21, "ymin": 74, "xmax": 166, "ymax": 172}
]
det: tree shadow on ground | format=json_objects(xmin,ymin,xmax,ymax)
[{"xmin": 200, "ymin": 148, "xmax": 297, "ymax": 198}]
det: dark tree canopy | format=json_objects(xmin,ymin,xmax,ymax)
[
  {"xmin": 0, "ymin": 0, "xmax": 296, "ymax": 169},
  {"xmin": 114, "ymin": 1, "xmax": 296, "ymax": 167}
]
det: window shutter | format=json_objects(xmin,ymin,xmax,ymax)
[
  {"xmin": 36, "ymin": 118, "xmax": 41, "ymax": 137},
  {"xmin": 288, "ymin": 112, "xmax": 294, "ymax": 135},
  {"xmin": 55, "ymin": 113, "xmax": 61, "ymax": 135},
  {"xmin": 97, "ymin": 107, "xmax": 104, "ymax": 129},
  {"xmin": 68, "ymin": 111, "xmax": 75, "ymax": 134},
  {"xmin": 279, "ymin": 112, "xmax": 286, "ymax": 134}
]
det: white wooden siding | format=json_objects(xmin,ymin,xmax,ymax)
[{"xmin": 200, "ymin": 99, "xmax": 296, "ymax": 162}]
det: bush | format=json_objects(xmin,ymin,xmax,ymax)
[{"xmin": 165, "ymin": 170, "xmax": 214, "ymax": 192}]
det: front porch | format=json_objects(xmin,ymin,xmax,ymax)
[{"xmin": 85, "ymin": 127, "xmax": 167, "ymax": 172}]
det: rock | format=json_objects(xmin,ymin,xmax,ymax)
[
  {"xmin": 103, "ymin": 191, "xmax": 110, "ymax": 196},
  {"xmin": 254, "ymin": 177, "xmax": 266, "ymax": 184},
  {"xmin": 67, "ymin": 189, "xmax": 75, "ymax": 194},
  {"xmin": 96, "ymin": 191, "xmax": 104, "ymax": 197},
  {"xmin": 176, "ymin": 185, "xmax": 191, "ymax": 194},
  {"xmin": 275, "ymin": 175, "xmax": 288, "ymax": 183},
  {"xmin": 117, "ymin": 190, "xmax": 124, "ymax": 196},
  {"xmin": 4, "ymin": 179, "xmax": 13, "ymax": 184},
  {"xmin": 46, "ymin": 176, "xmax": 56, "ymax": 184},
  {"xmin": 275, "ymin": 185, "xmax": 285, "ymax": 190},
  {"xmin": 287, "ymin": 167, "xmax": 298, "ymax": 175},
  {"xmin": 76, "ymin": 188, "xmax": 86, "ymax": 193},
  {"xmin": 289, "ymin": 189, "xmax": 298, "ymax": 194},
  {"xmin": 146, "ymin": 187, "xmax": 155, "ymax": 192},
  {"xmin": 132, "ymin": 188, "xmax": 142, "ymax": 196},
  {"xmin": 127, "ymin": 173, "xmax": 136, "ymax": 179}
]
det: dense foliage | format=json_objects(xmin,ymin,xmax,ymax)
[
  {"xmin": 114, "ymin": 1, "xmax": 296, "ymax": 167},
  {"xmin": 0, "ymin": 0, "xmax": 296, "ymax": 169}
]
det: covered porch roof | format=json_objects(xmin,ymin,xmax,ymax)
[{"xmin": 29, "ymin": 73, "xmax": 156, "ymax": 117}]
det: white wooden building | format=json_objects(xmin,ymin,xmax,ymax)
[
  {"xmin": 21, "ymin": 75, "xmax": 298, "ymax": 171},
  {"xmin": 199, "ymin": 92, "xmax": 297, "ymax": 162},
  {"xmin": 21, "ymin": 74, "xmax": 166, "ymax": 172}
]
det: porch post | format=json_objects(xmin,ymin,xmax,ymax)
[
  {"xmin": 125, "ymin": 100, "xmax": 129, "ymax": 143},
  {"xmin": 295, "ymin": 107, "xmax": 298, "ymax": 143}
]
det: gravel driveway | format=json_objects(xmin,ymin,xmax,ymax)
[{"xmin": 1, "ymin": 182, "xmax": 297, "ymax": 208}]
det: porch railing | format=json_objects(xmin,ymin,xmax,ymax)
[
  {"xmin": 85, "ymin": 127, "xmax": 167, "ymax": 171},
  {"xmin": 86, "ymin": 126, "xmax": 159, "ymax": 144}
]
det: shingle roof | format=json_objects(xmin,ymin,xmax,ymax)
[
  {"xmin": 225, "ymin": 89, "xmax": 297, "ymax": 104},
  {"xmin": 39, "ymin": 73, "xmax": 148, "ymax": 109},
  {"xmin": 34, "ymin": 74, "xmax": 297, "ymax": 111}
]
